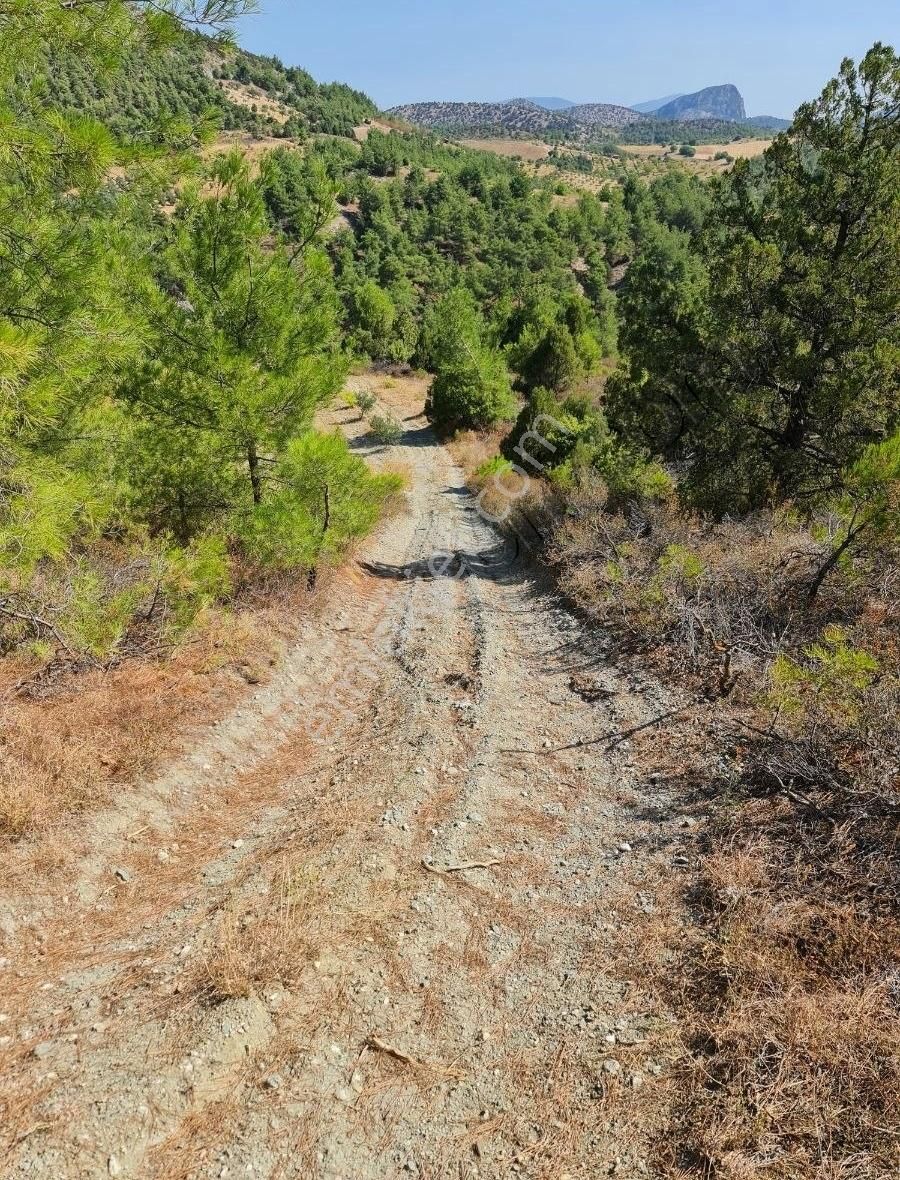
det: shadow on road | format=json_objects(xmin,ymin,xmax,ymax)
[{"xmin": 360, "ymin": 538, "xmax": 522, "ymax": 583}]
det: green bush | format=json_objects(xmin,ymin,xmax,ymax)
[
  {"xmin": 356, "ymin": 391, "xmax": 377, "ymax": 416},
  {"xmin": 428, "ymin": 360, "xmax": 516, "ymax": 433},
  {"xmin": 163, "ymin": 536, "xmax": 232, "ymax": 635},
  {"xmin": 369, "ymin": 414, "xmax": 403, "ymax": 445},
  {"xmin": 237, "ymin": 430, "xmax": 401, "ymax": 568}
]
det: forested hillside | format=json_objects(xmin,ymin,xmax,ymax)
[
  {"xmin": 38, "ymin": 28, "xmax": 377, "ymax": 140},
  {"xmin": 0, "ymin": 2, "xmax": 393, "ymax": 672}
]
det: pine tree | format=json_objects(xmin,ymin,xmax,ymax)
[
  {"xmin": 610, "ymin": 44, "xmax": 900, "ymax": 513},
  {"xmin": 122, "ymin": 152, "xmax": 344, "ymax": 540}
]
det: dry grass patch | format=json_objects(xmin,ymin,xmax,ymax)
[
  {"xmin": 449, "ymin": 426, "xmax": 559, "ymax": 540},
  {"xmin": 146, "ymin": 1094, "xmax": 244, "ymax": 1180},
  {"xmin": 457, "ymin": 137, "xmax": 550, "ymax": 162},
  {"xmin": 0, "ymin": 559, "xmax": 336, "ymax": 861},
  {"xmin": 215, "ymin": 78, "xmax": 291, "ymax": 124},
  {"xmin": 447, "ymin": 428, "xmax": 515, "ymax": 476},
  {"xmin": 196, "ymin": 864, "xmax": 319, "ymax": 1002},
  {"xmin": 656, "ymin": 837, "xmax": 900, "ymax": 1179},
  {"xmin": 0, "ymin": 607, "xmax": 274, "ymax": 843},
  {"xmin": 1, "ymin": 660, "xmax": 213, "ymax": 840},
  {"xmin": 550, "ymin": 483, "xmax": 900, "ymax": 1177}
]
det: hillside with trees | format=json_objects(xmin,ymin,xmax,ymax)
[
  {"xmin": 0, "ymin": 5, "xmax": 897, "ymax": 1179},
  {"xmin": 0, "ymin": 3, "xmax": 393, "ymax": 670},
  {"xmin": 37, "ymin": 29, "xmax": 377, "ymax": 141}
]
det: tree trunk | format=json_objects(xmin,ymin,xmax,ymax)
[
  {"xmin": 322, "ymin": 483, "xmax": 330, "ymax": 535},
  {"xmin": 774, "ymin": 387, "xmax": 808, "ymax": 495},
  {"xmin": 247, "ymin": 440, "xmax": 262, "ymax": 505},
  {"xmin": 807, "ymin": 518, "xmax": 866, "ymax": 603}
]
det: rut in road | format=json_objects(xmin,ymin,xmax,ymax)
[{"xmin": 2, "ymin": 377, "xmax": 687, "ymax": 1180}]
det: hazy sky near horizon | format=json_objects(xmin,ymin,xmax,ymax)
[{"xmin": 234, "ymin": 0, "xmax": 898, "ymax": 117}]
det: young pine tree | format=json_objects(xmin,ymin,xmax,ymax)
[{"xmin": 123, "ymin": 152, "xmax": 344, "ymax": 542}]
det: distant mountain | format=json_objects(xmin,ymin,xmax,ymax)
[
  {"xmin": 568, "ymin": 102, "xmax": 645, "ymax": 129},
  {"xmin": 746, "ymin": 114, "xmax": 791, "ymax": 130},
  {"xmin": 388, "ymin": 98, "xmax": 643, "ymax": 135},
  {"xmin": 389, "ymin": 85, "xmax": 786, "ymax": 142},
  {"xmin": 632, "ymin": 93, "xmax": 684, "ymax": 114},
  {"xmin": 527, "ymin": 97, "xmax": 576, "ymax": 110},
  {"xmin": 388, "ymin": 99, "xmax": 569, "ymax": 135},
  {"xmin": 656, "ymin": 85, "xmax": 746, "ymax": 122}
]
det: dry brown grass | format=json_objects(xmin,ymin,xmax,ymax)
[
  {"xmin": 196, "ymin": 862, "xmax": 319, "ymax": 1002},
  {"xmin": 0, "ymin": 557, "xmax": 334, "ymax": 865},
  {"xmin": 626, "ymin": 139, "xmax": 772, "ymax": 160},
  {"xmin": 448, "ymin": 426, "xmax": 560, "ymax": 540},
  {"xmin": 0, "ymin": 596, "xmax": 291, "ymax": 845},
  {"xmin": 446, "ymin": 427, "xmax": 507, "ymax": 475},
  {"xmin": 550, "ymin": 483, "xmax": 900, "ymax": 1178},
  {"xmin": 653, "ymin": 835, "xmax": 900, "ymax": 1179},
  {"xmin": 215, "ymin": 78, "xmax": 291, "ymax": 124},
  {"xmin": 147, "ymin": 1094, "xmax": 244, "ymax": 1180},
  {"xmin": 353, "ymin": 118, "xmax": 401, "ymax": 142},
  {"xmin": 457, "ymin": 137, "xmax": 550, "ymax": 162},
  {"xmin": 201, "ymin": 131, "xmax": 289, "ymax": 176}
]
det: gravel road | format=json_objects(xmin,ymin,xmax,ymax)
[{"xmin": 1, "ymin": 377, "xmax": 692, "ymax": 1179}]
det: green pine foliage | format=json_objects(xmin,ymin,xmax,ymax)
[
  {"xmin": 122, "ymin": 151, "xmax": 345, "ymax": 538},
  {"xmin": 0, "ymin": 3, "xmax": 396, "ymax": 662},
  {"xmin": 609, "ymin": 44, "xmax": 900, "ymax": 516},
  {"xmin": 324, "ymin": 134, "xmax": 619, "ymax": 401},
  {"xmin": 421, "ymin": 289, "xmax": 516, "ymax": 431}
]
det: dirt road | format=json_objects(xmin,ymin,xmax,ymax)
[{"xmin": 1, "ymin": 378, "xmax": 691, "ymax": 1178}]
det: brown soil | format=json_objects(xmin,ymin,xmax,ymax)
[
  {"xmin": 457, "ymin": 138, "xmax": 551, "ymax": 162},
  {"xmin": 0, "ymin": 375, "xmax": 688, "ymax": 1179},
  {"xmin": 216, "ymin": 80, "xmax": 292, "ymax": 125}
]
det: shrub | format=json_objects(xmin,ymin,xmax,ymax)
[
  {"xmin": 356, "ymin": 390, "xmax": 377, "ymax": 416},
  {"xmin": 678, "ymin": 144, "xmax": 696, "ymax": 157},
  {"xmin": 369, "ymin": 414, "xmax": 403, "ymax": 445},
  {"xmin": 768, "ymin": 625, "xmax": 879, "ymax": 725},
  {"xmin": 163, "ymin": 536, "xmax": 232, "ymax": 636},
  {"xmin": 475, "ymin": 455, "xmax": 513, "ymax": 481},
  {"xmin": 502, "ymin": 388, "xmax": 673, "ymax": 504},
  {"xmin": 428, "ymin": 359, "xmax": 516, "ymax": 434},
  {"xmin": 237, "ymin": 430, "xmax": 401, "ymax": 568}
]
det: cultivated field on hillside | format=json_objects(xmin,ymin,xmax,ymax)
[
  {"xmin": 458, "ymin": 136, "xmax": 551, "ymax": 160},
  {"xmin": 625, "ymin": 138, "xmax": 772, "ymax": 160}
]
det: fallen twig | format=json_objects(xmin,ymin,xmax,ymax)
[
  {"xmin": 421, "ymin": 858, "xmax": 503, "ymax": 875},
  {"xmin": 367, "ymin": 1035, "xmax": 422, "ymax": 1067},
  {"xmin": 501, "ymin": 702, "xmax": 699, "ymax": 756},
  {"xmin": 12, "ymin": 1122, "xmax": 52, "ymax": 1148},
  {"xmin": 0, "ymin": 602, "xmax": 77, "ymax": 659}
]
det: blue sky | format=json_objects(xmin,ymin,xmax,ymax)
[{"xmin": 234, "ymin": 1, "xmax": 899, "ymax": 117}]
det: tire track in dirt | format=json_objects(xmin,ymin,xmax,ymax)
[{"xmin": 3, "ymin": 377, "xmax": 686, "ymax": 1179}]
